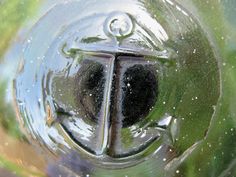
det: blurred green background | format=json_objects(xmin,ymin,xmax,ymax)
[{"xmin": 0, "ymin": 0, "xmax": 236, "ymax": 176}]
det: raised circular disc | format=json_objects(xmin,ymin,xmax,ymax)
[{"xmin": 14, "ymin": 0, "xmax": 220, "ymax": 173}]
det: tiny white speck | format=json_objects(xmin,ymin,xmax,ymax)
[{"xmin": 176, "ymin": 170, "xmax": 180, "ymax": 174}]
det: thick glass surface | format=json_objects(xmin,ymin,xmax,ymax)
[{"xmin": 0, "ymin": 0, "xmax": 236, "ymax": 177}]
